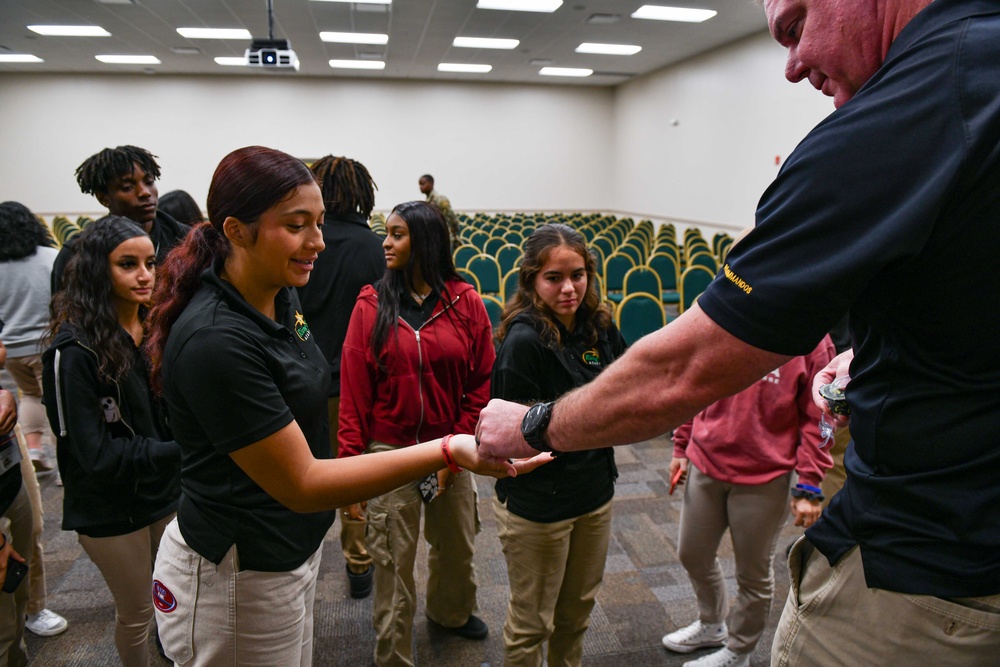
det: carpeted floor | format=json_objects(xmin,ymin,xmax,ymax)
[{"xmin": 22, "ymin": 434, "xmax": 804, "ymax": 666}]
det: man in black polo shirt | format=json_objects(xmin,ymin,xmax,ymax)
[
  {"xmin": 298, "ymin": 155, "xmax": 385, "ymax": 599},
  {"xmin": 476, "ymin": 0, "xmax": 1000, "ymax": 663},
  {"xmin": 52, "ymin": 145, "xmax": 190, "ymax": 292}
]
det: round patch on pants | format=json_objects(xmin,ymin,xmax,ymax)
[{"xmin": 152, "ymin": 579, "xmax": 177, "ymax": 613}]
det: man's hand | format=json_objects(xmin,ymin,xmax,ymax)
[
  {"xmin": 811, "ymin": 349, "xmax": 853, "ymax": 426},
  {"xmin": 475, "ymin": 399, "xmax": 537, "ymax": 460},
  {"xmin": 791, "ymin": 497, "xmax": 822, "ymax": 528}
]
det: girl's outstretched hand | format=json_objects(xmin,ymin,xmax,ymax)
[{"xmin": 447, "ymin": 434, "xmax": 554, "ymax": 479}]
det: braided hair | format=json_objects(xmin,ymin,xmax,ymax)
[
  {"xmin": 75, "ymin": 146, "xmax": 161, "ymax": 196},
  {"xmin": 310, "ymin": 155, "xmax": 378, "ymax": 218}
]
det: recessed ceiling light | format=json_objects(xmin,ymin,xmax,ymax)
[
  {"xmin": 631, "ymin": 5, "xmax": 717, "ymax": 22},
  {"xmin": 539, "ymin": 66, "xmax": 592, "ymax": 77},
  {"xmin": 171, "ymin": 46, "xmax": 202, "ymax": 55},
  {"xmin": 96, "ymin": 55, "xmax": 161, "ymax": 64},
  {"xmin": 177, "ymin": 28, "xmax": 252, "ymax": 40},
  {"xmin": 215, "ymin": 56, "xmax": 248, "ymax": 66},
  {"xmin": 330, "ymin": 59, "xmax": 386, "ymax": 69},
  {"xmin": 438, "ymin": 63, "xmax": 492, "ymax": 73},
  {"xmin": 453, "ymin": 37, "xmax": 519, "ymax": 50},
  {"xmin": 529, "ymin": 58, "xmax": 554, "ymax": 66},
  {"xmin": 576, "ymin": 43, "xmax": 641, "ymax": 56},
  {"xmin": 320, "ymin": 31, "xmax": 388, "ymax": 45},
  {"xmin": 0, "ymin": 54, "xmax": 44, "ymax": 63},
  {"xmin": 28, "ymin": 25, "xmax": 110, "ymax": 37},
  {"xmin": 311, "ymin": 0, "xmax": 391, "ymax": 3},
  {"xmin": 477, "ymin": 0, "xmax": 562, "ymax": 12}
]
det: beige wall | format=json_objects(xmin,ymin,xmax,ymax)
[{"xmin": 1, "ymin": 31, "xmax": 834, "ymax": 232}]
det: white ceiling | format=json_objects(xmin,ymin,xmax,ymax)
[{"xmin": 0, "ymin": 0, "xmax": 768, "ymax": 86}]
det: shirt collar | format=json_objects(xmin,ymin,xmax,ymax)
[{"xmin": 201, "ymin": 258, "xmax": 293, "ymax": 339}]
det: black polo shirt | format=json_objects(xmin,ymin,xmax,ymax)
[
  {"xmin": 697, "ymin": 0, "xmax": 1000, "ymax": 597},
  {"xmin": 162, "ymin": 262, "xmax": 334, "ymax": 572}
]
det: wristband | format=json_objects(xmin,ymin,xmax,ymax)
[
  {"xmin": 441, "ymin": 435, "xmax": 463, "ymax": 474},
  {"xmin": 791, "ymin": 483, "xmax": 825, "ymax": 503}
]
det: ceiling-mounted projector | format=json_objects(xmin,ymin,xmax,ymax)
[{"xmin": 245, "ymin": 38, "xmax": 299, "ymax": 70}]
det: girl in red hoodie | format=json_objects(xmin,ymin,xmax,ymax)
[{"xmin": 339, "ymin": 201, "xmax": 496, "ymax": 667}]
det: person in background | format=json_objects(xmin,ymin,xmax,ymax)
[
  {"xmin": 662, "ymin": 337, "xmax": 834, "ymax": 667},
  {"xmin": 157, "ymin": 190, "xmax": 204, "ymax": 226},
  {"xmin": 476, "ymin": 1, "xmax": 1000, "ymax": 663},
  {"xmin": 0, "ymin": 201, "xmax": 68, "ymax": 639},
  {"xmin": 144, "ymin": 147, "xmax": 534, "ymax": 667},
  {"xmin": 339, "ymin": 200, "xmax": 496, "ymax": 667},
  {"xmin": 299, "ymin": 155, "xmax": 385, "ymax": 599},
  {"xmin": 491, "ymin": 224, "xmax": 625, "ymax": 667},
  {"xmin": 418, "ymin": 174, "xmax": 461, "ymax": 251},
  {"xmin": 42, "ymin": 216, "xmax": 181, "ymax": 667},
  {"xmin": 0, "ymin": 323, "xmax": 33, "ymax": 667},
  {"xmin": 52, "ymin": 145, "xmax": 190, "ymax": 292}
]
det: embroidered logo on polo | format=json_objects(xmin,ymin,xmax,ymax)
[
  {"xmin": 152, "ymin": 580, "xmax": 177, "ymax": 613},
  {"xmin": 582, "ymin": 348, "xmax": 601, "ymax": 366},
  {"xmin": 294, "ymin": 311, "xmax": 311, "ymax": 341}
]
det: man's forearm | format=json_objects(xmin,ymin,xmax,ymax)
[{"xmin": 545, "ymin": 306, "xmax": 790, "ymax": 452}]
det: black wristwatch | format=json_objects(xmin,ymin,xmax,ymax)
[{"xmin": 521, "ymin": 401, "xmax": 557, "ymax": 453}]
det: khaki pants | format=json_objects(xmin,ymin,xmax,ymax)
[
  {"xmin": 4, "ymin": 356, "xmax": 49, "ymax": 438},
  {"xmin": 328, "ymin": 397, "xmax": 370, "ymax": 573},
  {"xmin": 819, "ymin": 427, "xmax": 850, "ymax": 508},
  {"xmin": 493, "ymin": 497, "xmax": 612, "ymax": 667},
  {"xmin": 13, "ymin": 426, "xmax": 46, "ymax": 616},
  {"xmin": 78, "ymin": 514, "xmax": 172, "ymax": 667},
  {"xmin": 678, "ymin": 465, "xmax": 791, "ymax": 654},
  {"xmin": 0, "ymin": 484, "xmax": 33, "ymax": 667},
  {"xmin": 365, "ymin": 441, "xmax": 480, "ymax": 667},
  {"xmin": 773, "ymin": 539, "xmax": 1000, "ymax": 666},
  {"xmin": 154, "ymin": 518, "xmax": 322, "ymax": 667}
]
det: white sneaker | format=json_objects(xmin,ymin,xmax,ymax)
[
  {"xmin": 25, "ymin": 609, "xmax": 68, "ymax": 637},
  {"xmin": 682, "ymin": 647, "xmax": 750, "ymax": 667},
  {"xmin": 662, "ymin": 619, "xmax": 728, "ymax": 653}
]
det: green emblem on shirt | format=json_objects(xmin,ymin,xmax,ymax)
[
  {"xmin": 294, "ymin": 311, "xmax": 311, "ymax": 341},
  {"xmin": 582, "ymin": 348, "xmax": 601, "ymax": 366}
]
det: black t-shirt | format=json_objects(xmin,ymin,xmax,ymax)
[
  {"xmin": 493, "ymin": 315, "xmax": 626, "ymax": 522},
  {"xmin": 697, "ymin": 0, "xmax": 1000, "ymax": 597},
  {"xmin": 162, "ymin": 263, "xmax": 334, "ymax": 571}
]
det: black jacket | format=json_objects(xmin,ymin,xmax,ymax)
[
  {"xmin": 51, "ymin": 210, "xmax": 191, "ymax": 293},
  {"xmin": 492, "ymin": 313, "xmax": 626, "ymax": 522},
  {"xmin": 296, "ymin": 211, "xmax": 385, "ymax": 397},
  {"xmin": 42, "ymin": 324, "xmax": 180, "ymax": 537}
]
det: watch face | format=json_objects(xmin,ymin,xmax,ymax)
[{"xmin": 522, "ymin": 404, "xmax": 546, "ymax": 433}]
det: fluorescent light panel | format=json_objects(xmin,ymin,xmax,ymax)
[
  {"xmin": 631, "ymin": 5, "xmax": 717, "ymax": 22},
  {"xmin": 0, "ymin": 54, "xmax": 44, "ymax": 63},
  {"xmin": 215, "ymin": 56, "xmax": 248, "ymax": 66},
  {"xmin": 28, "ymin": 25, "xmax": 110, "ymax": 37},
  {"xmin": 177, "ymin": 28, "xmax": 251, "ymax": 40},
  {"xmin": 539, "ymin": 66, "xmax": 591, "ymax": 77},
  {"xmin": 438, "ymin": 63, "xmax": 492, "ymax": 73},
  {"xmin": 311, "ymin": 0, "xmax": 391, "ymax": 3},
  {"xmin": 320, "ymin": 31, "xmax": 388, "ymax": 44},
  {"xmin": 576, "ymin": 42, "xmax": 641, "ymax": 55},
  {"xmin": 96, "ymin": 55, "xmax": 161, "ymax": 64},
  {"xmin": 477, "ymin": 0, "xmax": 562, "ymax": 12},
  {"xmin": 453, "ymin": 36, "xmax": 519, "ymax": 49},
  {"xmin": 330, "ymin": 59, "xmax": 385, "ymax": 69}
]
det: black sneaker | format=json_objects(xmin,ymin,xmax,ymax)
[
  {"xmin": 346, "ymin": 564, "xmax": 373, "ymax": 599},
  {"xmin": 430, "ymin": 614, "xmax": 489, "ymax": 640}
]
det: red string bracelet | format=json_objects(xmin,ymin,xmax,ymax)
[{"xmin": 441, "ymin": 435, "xmax": 463, "ymax": 474}]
